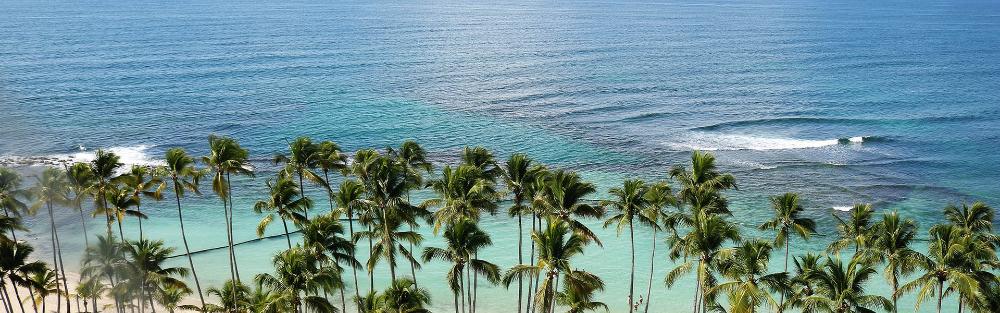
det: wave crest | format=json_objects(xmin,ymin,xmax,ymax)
[
  {"xmin": 0, "ymin": 145, "xmax": 162, "ymax": 167},
  {"xmin": 666, "ymin": 133, "xmax": 876, "ymax": 151}
]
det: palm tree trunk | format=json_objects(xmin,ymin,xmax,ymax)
[
  {"xmin": 52, "ymin": 218, "xmax": 72, "ymax": 313},
  {"xmin": 405, "ymin": 192, "xmax": 418, "ymax": 288},
  {"xmin": 347, "ymin": 212, "xmax": 361, "ymax": 313},
  {"xmin": 28, "ymin": 286, "xmax": 38, "ymax": 313},
  {"xmin": 517, "ymin": 203, "xmax": 524, "ymax": 313},
  {"xmin": 454, "ymin": 288, "xmax": 460, "ymax": 313},
  {"xmin": 549, "ymin": 273, "xmax": 558, "ymax": 313},
  {"xmin": 117, "ymin": 217, "xmax": 126, "ymax": 242},
  {"xmin": 473, "ymin": 252, "xmax": 478, "ymax": 313},
  {"xmin": 227, "ymin": 173, "xmax": 242, "ymax": 282},
  {"xmin": 532, "ymin": 215, "xmax": 542, "ymax": 313},
  {"xmin": 779, "ymin": 238, "xmax": 789, "ymax": 313},
  {"xmin": 138, "ymin": 282, "xmax": 146, "ymax": 313},
  {"xmin": 136, "ymin": 202, "xmax": 143, "ymax": 241},
  {"xmin": 282, "ymin": 216, "xmax": 293, "ymax": 249},
  {"xmin": 173, "ymin": 179, "xmax": 206, "ymax": 309},
  {"xmin": 367, "ymin": 225, "xmax": 374, "ymax": 295},
  {"xmin": 220, "ymin": 172, "xmax": 239, "ymax": 311},
  {"xmin": 628, "ymin": 220, "xmax": 635, "ymax": 313},
  {"xmin": 466, "ymin": 265, "xmax": 472, "ymax": 313},
  {"xmin": 890, "ymin": 271, "xmax": 898, "ymax": 313},
  {"xmin": 459, "ymin": 269, "xmax": 466, "ymax": 313},
  {"xmin": 8, "ymin": 277, "xmax": 27, "ymax": 313},
  {"xmin": 78, "ymin": 207, "xmax": 90, "ymax": 247},
  {"xmin": 45, "ymin": 201, "xmax": 64, "ymax": 313},
  {"xmin": 2, "ymin": 283, "xmax": 14, "ymax": 313},
  {"xmin": 643, "ymin": 228, "xmax": 656, "ymax": 313},
  {"xmin": 339, "ymin": 286, "xmax": 347, "ymax": 313},
  {"xmin": 298, "ymin": 172, "xmax": 308, "ymax": 220},
  {"xmin": 3, "ymin": 208, "xmax": 30, "ymax": 313},
  {"xmin": 937, "ymin": 282, "xmax": 943, "ymax": 313},
  {"xmin": 692, "ymin": 261, "xmax": 701, "ymax": 313},
  {"xmin": 526, "ymin": 213, "xmax": 536, "ymax": 313}
]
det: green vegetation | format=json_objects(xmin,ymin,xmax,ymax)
[{"xmin": 0, "ymin": 136, "xmax": 997, "ymax": 313}]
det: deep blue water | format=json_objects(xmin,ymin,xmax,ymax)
[{"xmin": 2, "ymin": 0, "xmax": 999, "ymax": 312}]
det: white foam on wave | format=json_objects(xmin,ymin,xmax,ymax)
[
  {"xmin": 0, "ymin": 145, "xmax": 163, "ymax": 168},
  {"xmin": 68, "ymin": 145, "xmax": 163, "ymax": 166},
  {"xmin": 832, "ymin": 206, "xmax": 853, "ymax": 212},
  {"xmin": 667, "ymin": 133, "xmax": 845, "ymax": 151}
]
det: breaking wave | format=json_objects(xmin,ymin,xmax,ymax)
[
  {"xmin": 666, "ymin": 133, "xmax": 879, "ymax": 151},
  {"xmin": 0, "ymin": 145, "xmax": 162, "ymax": 167}
]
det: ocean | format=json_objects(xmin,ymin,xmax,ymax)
[{"xmin": 2, "ymin": 0, "xmax": 999, "ymax": 312}]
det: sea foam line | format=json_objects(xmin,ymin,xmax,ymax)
[
  {"xmin": 666, "ymin": 133, "xmax": 870, "ymax": 151},
  {"xmin": 0, "ymin": 145, "xmax": 163, "ymax": 168}
]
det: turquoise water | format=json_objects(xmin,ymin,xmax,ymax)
[{"xmin": 2, "ymin": 0, "xmax": 1000, "ymax": 312}]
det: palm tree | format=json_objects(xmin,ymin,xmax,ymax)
[
  {"xmin": 422, "ymin": 218, "xmax": 500, "ymax": 313},
  {"xmin": 246, "ymin": 284, "xmax": 287, "ymax": 313},
  {"xmin": 501, "ymin": 153, "xmax": 542, "ymax": 313},
  {"xmin": 0, "ymin": 168, "xmax": 30, "ymax": 241},
  {"xmin": 460, "ymin": 146, "xmax": 501, "ymax": 182},
  {"xmin": 354, "ymin": 152, "xmax": 426, "ymax": 284},
  {"xmin": 255, "ymin": 176, "xmax": 312, "ymax": 248},
  {"xmin": 255, "ymin": 246, "xmax": 339, "ymax": 313},
  {"xmin": 796, "ymin": 256, "xmax": 892, "ymax": 313},
  {"xmin": 380, "ymin": 278, "xmax": 432, "ymax": 313},
  {"xmin": 119, "ymin": 165, "xmax": 165, "ymax": 240},
  {"xmin": 354, "ymin": 278, "xmax": 432, "ymax": 313},
  {"xmin": 89, "ymin": 150, "xmax": 124, "ymax": 239},
  {"xmin": 427, "ymin": 165, "xmax": 500, "ymax": 233},
  {"xmin": 157, "ymin": 285, "xmax": 191, "ymax": 313},
  {"xmin": 81, "ymin": 235, "xmax": 125, "ymax": 313},
  {"xmin": 315, "ymin": 140, "xmax": 348, "ymax": 211},
  {"xmin": 389, "ymin": 140, "xmax": 432, "ymax": 288},
  {"xmin": 26, "ymin": 267, "xmax": 62, "ymax": 313},
  {"xmin": 203, "ymin": 135, "xmax": 254, "ymax": 294},
  {"xmin": 65, "ymin": 162, "xmax": 96, "ymax": 247},
  {"xmin": 865, "ymin": 210, "xmax": 922, "ymax": 313},
  {"xmin": 334, "ymin": 179, "xmax": 366, "ymax": 306},
  {"xmin": 100, "ymin": 184, "xmax": 143, "ymax": 242},
  {"xmin": 274, "ymin": 136, "xmax": 326, "ymax": 219},
  {"xmin": 204, "ymin": 280, "xmax": 252, "ymax": 313},
  {"xmin": 301, "ymin": 212, "xmax": 359, "ymax": 313},
  {"xmin": 901, "ymin": 225, "xmax": 994, "ymax": 313},
  {"xmin": 164, "ymin": 147, "xmax": 208, "ymax": 309},
  {"xmin": 669, "ymin": 151, "xmax": 737, "ymax": 204},
  {"xmin": 665, "ymin": 204, "xmax": 740, "ymax": 313},
  {"xmin": 1, "ymin": 240, "xmax": 46, "ymax": 313},
  {"xmin": 640, "ymin": 182, "xmax": 673, "ymax": 313},
  {"xmin": 533, "ymin": 170, "xmax": 604, "ymax": 246},
  {"xmin": 121, "ymin": 239, "xmax": 190, "ymax": 313},
  {"xmin": 600, "ymin": 179, "xmax": 656, "ymax": 312},
  {"xmin": 944, "ymin": 202, "xmax": 998, "ymax": 246},
  {"xmin": 758, "ymin": 193, "xmax": 815, "ymax": 312},
  {"xmin": 76, "ymin": 277, "xmax": 107, "ymax": 313},
  {"xmin": 29, "ymin": 167, "xmax": 72, "ymax": 313},
  {"xmin": 555, "ymin": 270, "xmax": 608, "ymax": 313},
  {"xmin": 354, "ymin": 214, "xmax": 423, "ymax": 283},
  {"xmin": 0, "ymin": 212, "xmax": 23, "ymax": 245},
  {"xmin": 828, "ymin": 203, "xmax": 877, "ymax": 254},
  {"xmin": 707, "ymin": 239, "xmax": 788, "ymax": 313},
  {"xmin": 503, "ymin": 218, "xmax": 594, "ymax": 313}
]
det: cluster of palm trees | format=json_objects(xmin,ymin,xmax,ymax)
[{"xmin": 1, "ymin": 136, "xmax": 998, "ymax": 313}]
